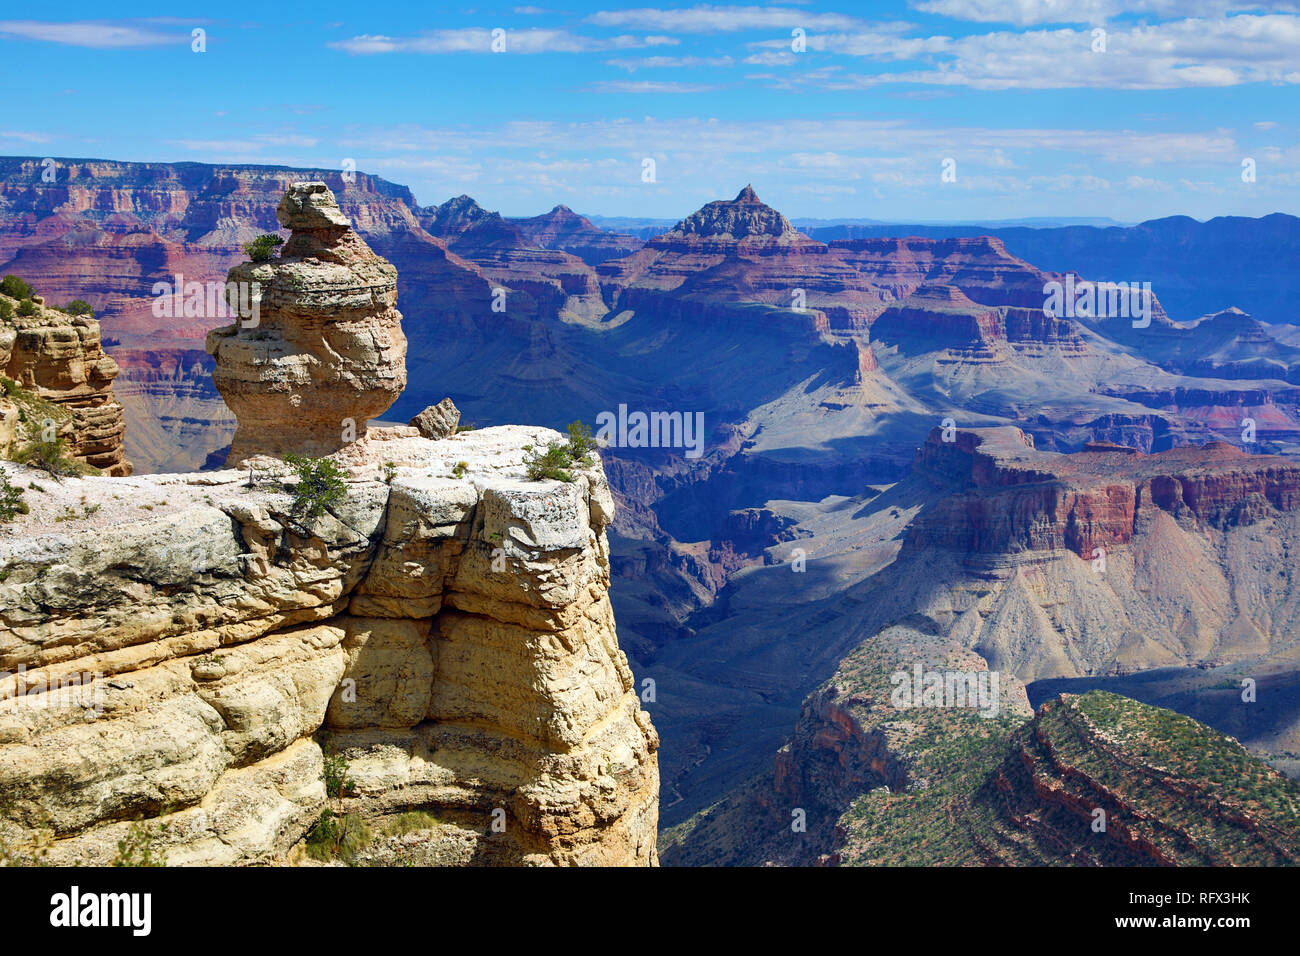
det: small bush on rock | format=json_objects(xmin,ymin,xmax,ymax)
[
  {"xmin": 0, "ymin": 275, "xmax": 33, "ymax": 300},
  {"xmin": 283, "ymin": 453, "xmax": 347, "ymax": 521},
  {"xmin": 243, "ymin": 233, "xmax": 284, "ymax": 262},
  {"xmin": 523, "ymin": 442, "xmax": 576, "ymax": 482},
  {"xmin": 0, "ymin": 473, "xmax": 26, "ymax": 522},
  {"xmin": 12, "ymin": 437, "xmax": 92, "ymax": 482},
  {"xmin": 522, "ymin": 421, "xmax": 598, "ymax": 483},
  {"xmin": 112, "ymin": 821, "xmax": 169, "ymax": 867}
]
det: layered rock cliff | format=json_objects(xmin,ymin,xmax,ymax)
[
  {"xmin": 0, "ymin": 426, "xmax": 657, "ymax": 865},
  {"xmin": 0, "ymin": 292, "xmax": 131, "ymax": 476},
  {"xmin": 0, "ymin": 181, "xmax": 657, "ymax": 866}
]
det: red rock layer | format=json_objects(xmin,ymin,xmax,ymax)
[{"xmin": 908, "ymin": 426, "xmax": 1300, "ymax": 559}]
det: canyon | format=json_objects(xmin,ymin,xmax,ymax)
[
  {"xmin": 3, "ymin": 158, "xmax": 1299, "ymax": 865},
  {"xmin": 662, "ymin": 428, "xmax": 1300, "ymax": 865}
]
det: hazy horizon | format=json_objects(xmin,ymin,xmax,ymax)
[{"xmin": 2, "ymin": 2, "xmax": 1298, "ymax": 221}]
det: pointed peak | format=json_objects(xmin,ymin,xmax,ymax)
[{"xmin": 667, "ymin": 186, "xmax": 799, "ymax": 241}]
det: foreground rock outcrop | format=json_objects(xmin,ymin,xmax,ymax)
[
  {"xmin": 0, "ymin": 425, "xmax": 658, "ymax": 865},
  {"xmin": 0, "ymin": 292, "xmax": 131, "ymax": 476},
  {"xmin": 206, "ymin": 182, "xmax": 407, "ymax": 464},
  {"xmin": 0, "ymin": 180, "xmax": 656, "ymax": 866}
]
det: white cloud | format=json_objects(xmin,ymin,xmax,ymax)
[
  {"xmin": 749, "ymin": 15, "xmax": 1300, "ymax": 89},
  {"xmin": 607, "ymin": 55, "xmax": 735, "ymax": 70},
  {"xmin": 910, "ymin": 0, "xmax": 1300, "ymax": 26},
  {"xmin": 586, "ymin": 4, "xmax": 880, "ymax": 32},
  {"xmin": 0, "ymin": 130, "xmax": 52, "ymax": 143},
  {"xmin": 583, "ymin": 80, "xmax": 721, "ymax": 92},
  {"xmin": 329, "ymin": 28, "xmax": 679, "ymax": 54},
  {"xmin": 0, "ymin": 19, "xmax": 181, "ymax": 48}
]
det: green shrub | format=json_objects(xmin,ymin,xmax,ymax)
[
  {"xmin": 11, "ymin": 437, "xmax": 90, "ymax": 481},
  {"xmin": 305, "ymin": 810, "xmax": 372, "ymax": 864},
  {"xmin": 63, "ymin": 299, "xmax": 94, "ymax": 318},
  {"xmin": 321, "ymin": 750, "xmax": 355, "ymax": 801},
  {"xmin": 0, "ymin": 473, "xmax": 26, "ymax": 522},
  {"xmin": 451, "ymin": 460, "xmax": 468, "ymax": 479},
  {"xmin": 521, "ymin": 422, "xmax": 599, "ymax": 483},
  {"xmin": 0, "ymin": 275, "xmax": 33, "ymax": 300},
  {"xmin": 0, "ymin": 300, "xmax": 12, "ymax": 321},
  {"xmin": 566, "ymin": 420, "xmax": 598, "ymax": 462},
  {"xmin": 112, "ymin": 822, "xmax": 168, "ymax": 867},
  {"xmin": 283, "ymin": 453, "xmax": 347, "ymax": 521},
  {"xmin": 243, "ymin": 233, "xmax": 284, "ymax": 262},
  {"xmin": 15, "ymin": 300, "xmax": 37, "ymax": 317},
  {"xmin": 523, "ymin": 442, "xmax": 576, "ymax": 482}
]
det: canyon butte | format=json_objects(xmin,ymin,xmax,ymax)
[
  {"xmin": 0, "ymin": 182, "xmax": 659, "ymax": 866},
  {"xmin": 2, "ymin": 160, "xmax": 1299, "ymax": 867}
]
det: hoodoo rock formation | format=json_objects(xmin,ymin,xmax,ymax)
[
  {"xmin": 0, "ymin": 293, "xmax": 131, "ymax": 476},
  {"xmin": 0, "ymin": 182, "xmax": 658, "ymax": 866},
  {"xmin": 207, "ymin": 182, "xmax": 407, "ymax": 464}
]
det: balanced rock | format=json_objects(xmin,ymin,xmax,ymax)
[
  {"xmin": 409, "ymin": 397, "xmax": 460, "ymax": 439},
  {"xmin": 206, "ymin": 182, "xmax": 407, "ymax": 463}
]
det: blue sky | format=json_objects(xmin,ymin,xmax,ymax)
[{"xmin": 1, "ymin": 2, "xmax": 1298, "ymax": 221}]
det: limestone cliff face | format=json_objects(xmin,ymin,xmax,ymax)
[
  {"xmin": 206, "ymin": 182, "xmax": 407, "ymax": 464},
  {"xmin": 0, "ymin": 294, "xmax": 131, "ymax": 476},
  {"xmin": 0, "ymin": 425, "xmax": 659, "ymax": 865}
]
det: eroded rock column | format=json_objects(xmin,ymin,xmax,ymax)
[{"xmin": 206, "ymin": 181, "xmax": 407, "ymax": 463}]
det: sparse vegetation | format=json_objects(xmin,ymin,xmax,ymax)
[
  {"xmin": 382, "ymin": 811, "xmax": 442, "ymax": 837},
  {"xmin": 15, "ymin": 300, "xmax": 37, "ymax": 317},
  {"xmin": 0, "ymin": 473, "xmax": 26, "ymax": 522},
  {"xmin": 566, "ymin": 420, "xmax": 598, "ymax": 461},
  {"xmin": 62, "ymin": 299, "xmax": 95, "ymax": 318},
  {"xmin": 112, "ymin": 821, "xmax": 169, "ymax": 867},
  {"xmin": 11, "ymin": 437, "xmax": 94, "ymax": 481},
  {"xmin": 305, "ymin": 751, "xmax": 371, "ymax": 863},
  {"xmin": 0, "ymin": 275, "xmax": 34, "ymax": 301},
  {"xmin": 523, "ymin": 441, "xmax": 577, "ymax": 482},
  {"xmin": 522, "ymin": 421, "xmax": 598, "ymax": 482},
  {"xmin": 305, "ymin": 809, "xmax": 372, "ymax": 864},
  {"xmin": 321, "ymin": 750, "xmax": 355, "ymax": 802},
  {"xmin": 284, "ymin": 453, "xmax": 347, "ymax": 521},
  {"xmin": 451, "ymin": 460, "xmax": 468, "ymax": 479},
  {"xmin": 243, "ymin": 233, "xmax": 284, "ymax": 262},
  {"xmin": 0, "ymin": 300, "xmax": 11, "ymax": 321},
  {"xmin": 381, "ymin": 461, "xmax": 397, "ymax": 484}
]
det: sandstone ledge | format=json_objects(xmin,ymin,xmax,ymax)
[{"xmin": 0, "ymin": 425, "xmax": 657, "ymax": 866}]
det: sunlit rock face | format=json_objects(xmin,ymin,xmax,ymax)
[{"xmin": 207, "ymin": 182, "xmax": 407, "ymax": 465}]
